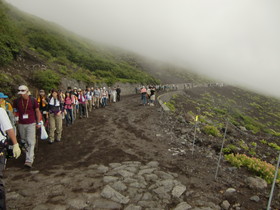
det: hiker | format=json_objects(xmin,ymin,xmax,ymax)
[
  {"xmin": 112, "ymin": 87, "xmax": 117, "ymax": 103},
  {"xmin": 72, "ymin": 87, "xmax": 79, "ymax": 117},
  {"xmin": 37, "ymin": 90, "xmax": 48, "ymax": 124},
  {"xmin": 108, "ymin": 87, "xmax": 112, "ymax": 103},
  {"xmin": 13, "ymin": 85, "xmax": 41, "ymax": 168},
  {"xmin": 85, "ymin": 87, "xmax": 93, "ymax": 112},
  {"xmin": 94, "ymin": 88, "xmax": 101, "ymax": 109},
  {"xmin": 140, "ymin": 86, "xmax": 147, "ymax": 105},
  {"xmin": 116, "ymin": 86, "xmax": 121, "ymax": 102},
  {"xmin": 0, "ymin": 107, "xmax": 21, "ymax": 209},
  {"xmin": 0, "ymin": 93, "xmax": 16, "ymax": 132},
  {"xmin": 101, "ymin": 87, "xmax": 108, "ymax": 107},
  {"xmin": 150, "ymin": 87, "xmax": 156, "ymax": 106},
  {"xmin": 146, "ymin": 86, "xmax": 151, "ymax": 105},
  {"xmin": 47, "ymin": 89, "xmax": 64, "ymax": 143},
  {"xmin": 78, "ymin": 89, "xmax": 87, "ymax": 118},
  {"xmin": 64, "ymin": 91, "xmax": 74, "ymax": 126}
]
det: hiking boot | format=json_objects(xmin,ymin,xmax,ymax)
[
  {"xmin": 55, "ymin": 139, "xmax": 61, "ymax": 142},
  {"xmin": 24, "ymin": 162, "xmax": 32, "ymax": 168},
  {"xmin": 49, "ymin": 140, "xmax": 54, "ymax": 144}
]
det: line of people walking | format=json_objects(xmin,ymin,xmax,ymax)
[{"xmin": 0, "ymin": 84, "xmax": 122, "ymax": 209}]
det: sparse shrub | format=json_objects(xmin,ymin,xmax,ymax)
[
  {"xmin": 238, "ymin": 140, "xmax": 249, "ymax": 151},
  {"xmin": 202, "ymin": 125, "xmax": 222, "ymax": 137},
  {"xmin": 33, "ymin": 69, "xmax": 60, "ymax": 91},
  {"xmin": 249, "ymin": 102, "xmax": 263, "ymax": 110},
  {"xmin": 260, "ymin": 139, "xmax": 267, "ymax": 144},
  {"xmin": 222, "ymin": 144, "xmax": 238, "ymax": 154},
  {"xmin": 251, "ymin": 142, "xmax": 257, "ymax": 147},
  {"xmin": 225, "ymin": 153, "xmax": 280, "ymax": 184},
  {"xmin": 268, "ymin": 142, "xmax": 280, "ymax": 151},
  {"xmin": 264, "ymin": 129, "xmax": 280, "ymax": 137},
  {"xmin": 165, "ymin": 101, "xmax": 176, "ymax": 112}
]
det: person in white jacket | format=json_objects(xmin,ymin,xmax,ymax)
[
  {"xmin": 0, "ymin": 107, "xmax": 21, "ymax": 209},
  {"xmin": 111, "ymin": 87, "xmax": 117, "ymax": 103}
]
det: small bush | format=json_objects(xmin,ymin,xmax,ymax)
[
  {"xmin": 165, "ymin": 100, "xmax": 176, "ymax": 112},
  {"xmin": 33, "ymin": 69, "xmax": 60, "ymax": 91},
  {"xmin": 225, "ymin": 153, "xmax": 280, "ymax": 184},
  {"xmin": 222, "ymin": 144, "xmax": 238, "ymax": 154},
  {"xmin": 202, "ymin": 125, "xmax": 222, "ymax": 137}
]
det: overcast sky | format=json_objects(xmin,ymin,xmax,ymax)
[{"xmin": 6, "ymin": 0, "xmax": 280, "ymax": 98}]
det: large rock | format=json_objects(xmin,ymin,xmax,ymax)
[
  {"xmin": 101, "ymin": 185, "xmax": 130, "ymax": 204},
  {"xmin": 250, "ymin": 195, "xmax": 260, "ymax": 202},
  {"xmin": 221, "ymin": 200, "xmax": 230, "ymax": 210},
  {"xmin": 172, "ymin": 185, "xmax": 186, "ymax": 198},
  {"xmin": 111, "ymin": 181, "xmax": 127, "ymax": 192},
  {"xmin": 174, "ymin": 202, "xmax": 192, "ymax": 210},
  {"xmin": 67, "ymin": 198, "xmax": 88, "ymax": 209},
  {"xmin": 246, "ymin": 177, "xmax": 267, "ymax": 189},
  {"xmin": 93, "ymin": 198, "xmax": 122, "ymax": 209}
]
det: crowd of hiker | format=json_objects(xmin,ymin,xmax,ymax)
[{"xmin": 0, "ymin": 84, "xmax": 124, "ymax": 209}]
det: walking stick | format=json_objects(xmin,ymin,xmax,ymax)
[{"xmin": 85, "ymin": 101, "xmax": 89, "ymax": 118}]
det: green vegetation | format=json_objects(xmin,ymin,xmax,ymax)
[
  {"xmin": 165, "ymin": 101, "xmax": 176, "ymax": 112},
  {"xmin": 202, "ymin": 125, "xmax": 222, "ymax": 137},
  {"xmin": 33, "ymin": 70, "xmax": 60, "ymax": 91},
  {"xmin": 267, "ymin": 143, "xmax": 280, "ymax": 151},
  {"xmin": 222, "ymin": 144, "xmax": 238, "ymax": 154},
  {"xmin": 0, "ymin": 0, "xmax": 160, "ymax": 88},
  {"xmin": 225, "ymin": 154, "xmax": 280, "ymax": 184}
]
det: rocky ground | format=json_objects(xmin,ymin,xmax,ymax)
[{"xmin": 4, "ymin": 93, "xmax": 280, "ymax": 210}]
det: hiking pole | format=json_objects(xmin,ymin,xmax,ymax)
[
  {"xmin": 86, "ymin": 102, "xmax": 89, "ymax": 118},
  {"xmin": 267, "ymin": 151, "xmax": 280, "ymax": 210},
  {"xmin": 215, "ymin": 117, "xmax": 229, "ymax": 180},
  {"xmin": 192, "ymin": 115, "xmax": 199, "ymax": 155}
]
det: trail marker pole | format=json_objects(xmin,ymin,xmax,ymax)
[
  {"xmin": 267, "ymin": 152, "xmax": 280, "ymax": 210},
  {"xmin": 192, "ymin": 116, "xmax": 199, "ymax": 155},
  {"xmin": 215, "ymin": 118, "xmax": 229, "ymax": 180}
]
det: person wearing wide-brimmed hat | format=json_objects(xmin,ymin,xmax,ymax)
[{"xmin": 13, "ymin": 85, "xmax": 41, "ymax": 168}]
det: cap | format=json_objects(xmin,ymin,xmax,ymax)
[
  {"xmin": 18, "ymin": 85, "xmax": 29, "ymax": 95},
  {"xmin": 0, "ymin": 92, "xmax": 8, "ymax": 99}
]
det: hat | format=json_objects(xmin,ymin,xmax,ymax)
[
  {"xmin": 0, "ymin": 92, "xmax": 8, "ymax": 99},
  {"xmin": 18, "ymin": 85, "xmax": 29, "ymax": 95},
  {"xmin": 74, "ymin": 87, "xmax": 77, "ymax": 90},
  {"xmin": 78, "ymin": 88, "xmax": 82, "ymax": 92}
]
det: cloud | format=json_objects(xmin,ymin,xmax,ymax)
[{"xmin": 6, "ymin": 0, "xmax": 280, "ymax": 97}]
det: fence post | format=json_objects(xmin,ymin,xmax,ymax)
[
  {"xmin": 192, "ymin": 115, "xmax": 199, "ymax": 155},
  {"xmin": 267, "ymin": 151, "xmax": 280, "ymax": 210},
  {"xmin": 215, "ymin": 118, "xmax": 229, "ymax": 179}
]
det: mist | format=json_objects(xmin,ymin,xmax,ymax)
[{"xmin": 5, "ymin": 0, "xmax": 280, "ymax": 98}]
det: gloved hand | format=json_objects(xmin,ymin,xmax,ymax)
[{"xmin": 13, "ymin": 143, "xmax": 21, "ymax": 159}]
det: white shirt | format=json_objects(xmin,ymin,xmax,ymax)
[{"xmin": 0, "ymin": 108, "xmax": 13, "ymax": 142}]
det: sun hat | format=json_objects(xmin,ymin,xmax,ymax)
[
  {"xmin": 0, "ymin": 92, "xmax": 8, "ymax": 99},
  {"xmin": 18, "ymin": 85, "xmax": 29, "ymax": 95}
]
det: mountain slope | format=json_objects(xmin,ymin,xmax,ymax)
[{"xmin": 0, "ymin": 0, "xmax": 206, "ymax": 96}]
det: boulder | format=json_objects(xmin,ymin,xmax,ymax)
[{"xmin": 246, "ymin": 177, "xmax": 267, "ymax": 190}]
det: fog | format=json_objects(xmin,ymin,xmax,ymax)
[{"xmin": 6, "ymin": 0, "xmax": 280, "ymax": 98}]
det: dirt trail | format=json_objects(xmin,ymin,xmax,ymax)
[{"xmin": 4, "ymin": 93, "xmax": 278, "ymax": 209}]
